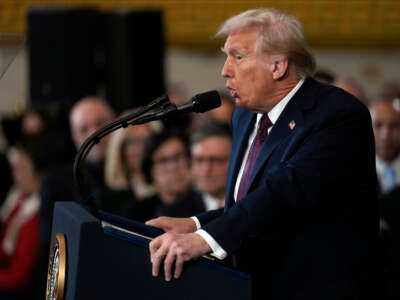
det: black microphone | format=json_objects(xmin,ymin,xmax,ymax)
[
  {"xmin": 176, "ymin": 90, "xmax": 221, "ymax": 113},
  {"xmin": 134, "ymin": 90, "xmax": 221, "ymax": 124}
]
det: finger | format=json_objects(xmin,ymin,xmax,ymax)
[
  {"xmin": 163, "ymin": 250, "xmax": 176, "ymax": 281},
  {"xmin": 152, "ymin": 246, "xmax": 166, "ymax": 277},
  {"xmin": 174, "ymin": 255, "xmax": 185, "ymax": 279},
  {"xmin": 150, "ymin": 237, "xmax": 167, "ymax": 277},
  {"xmin": 149, "ymin": 237, "xmax": 162, "ymax": 262},
  {"xmin": 146, "ymin": 217, "xmax": 162, "ymax": 227}
]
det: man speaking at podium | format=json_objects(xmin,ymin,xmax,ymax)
[{"xmin": 147, "ymin": 8, "xmax": 378, "ymax": 300}]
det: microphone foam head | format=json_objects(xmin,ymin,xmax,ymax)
[{"xmin": 192, "ymin": 90, "xmax": 221, "ymax": 113}]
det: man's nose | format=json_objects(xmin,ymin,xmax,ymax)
[
  {"xmin": 221, "ymin": 59, "xmax": 232, "ymax": 78},
  {"xmin": 199, "ymin": 160, "xmax": 213, "ymax": 173}
]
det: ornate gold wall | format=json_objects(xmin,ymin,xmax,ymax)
[{"xmin": 1, "ymin": 0, "xmax": 399, "ymax": 49}]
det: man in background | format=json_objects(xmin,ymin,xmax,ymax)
[
  {"xmin": 370, "ymin": 97, "xmax": 400, "ymax": 195},
  {"xmin": 159, "ymin": 123, "xmax": 231, "ymax": 217},
  {"xmin": 38, "ymin": 97, "xmax": 116, "ymax": 294},
  {"xmin": 40, "ymin": 97, "xmax": 116, "ymax": 210},
  {"xmin": 370, "ymin": 97, "xmax": 400, "ymax": 298}
]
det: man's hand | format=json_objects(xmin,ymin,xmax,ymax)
[
  {"xmin": 149, "ymin": 232, "xmax": 211, "ymax": 281},
  {"xmin": 146, "ymin": 216, "xmax": 197, "ymax": 233}
]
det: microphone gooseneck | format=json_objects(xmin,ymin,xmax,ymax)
[
  {"xmin": 73, "ymin": 90, "xmax": 221, "ymax": 216},
  {"xmin": 133, "ymin": 90, "xmax": 221, "ymax": 124}
]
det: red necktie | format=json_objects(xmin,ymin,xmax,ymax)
[{"xmin": 236, "ymin": 114, "xmax": 272, "ymax": 202}]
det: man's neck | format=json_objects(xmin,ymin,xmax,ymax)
[{"xmin": 262, "ymin": 75, "xmax": 302, "ymax": 113}]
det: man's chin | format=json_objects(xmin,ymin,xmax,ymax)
[{"xmin": 234, "ymin": 98, "xmax": 249, "ymax": 109}]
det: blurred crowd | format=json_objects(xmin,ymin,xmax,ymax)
[{"xmin": 0, "ymin": 71, "xmax": 399, "ymax": 299}]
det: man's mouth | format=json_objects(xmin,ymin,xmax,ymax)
[{"xmin": 227, "ymin": 86, "xmax": 238, "ymax": 101}]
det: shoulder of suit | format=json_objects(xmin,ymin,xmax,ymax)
[{"xmin": 309, "ymin": 79, "xmax": 370, "ymax": 118}]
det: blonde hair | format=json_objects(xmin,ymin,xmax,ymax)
[
  {"xmin": 216, "ymin": 8, "xmax": 315, "ymax": 77},
  {"xmin": 105, "ymin": 116, "xmax": 162, "ymax": 190}
]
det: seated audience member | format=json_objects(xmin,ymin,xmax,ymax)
[
  {"xmin": 39, "ymin": 96, "xmax": 117, "ymax": 283},
  {"xmin": 0, "ymin": 104, "xmax": 73, "ymax": 212},
  {"xmin": 21, "ymin": 105, "xmax": 76, "ymax": 169},
  {"xmin": 40, "ymin": 96, "xmax": 116, "ymax": 214},
  {"xmin": 0, "ymin": 116, "xmax": 13, "ymax": 210},
  {"xmin": 0, "ymin": 153, "xmax": 12, "ymax": 210},
  {"xmin": 159, "ymin": 123, "xmax": 232, "ymax": 217},
  {"xmin": 126, "ymin": 131, "xmax": 192, "ymax": 222},
  {"xmin": 334, "ymin": 77, "xmax": 366, "ymax": 103},
  {"xmin": 370, "ymin": 97, "xmax": 400, "ymax": 298},
  {"xmin": 105, "ymin": 117, "xmax": 163, "ymax": 202},
  {"xmin": 0, "ymin": 134, "xmax": 50, "ymax": 299},
  {"xmin": 370, "ymin": 98, "xmax": 400, "ymax": 194}
]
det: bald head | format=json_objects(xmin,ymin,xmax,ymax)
[
  {"xmin": 70, "ymin": 97, "xmax": 115, "ymax": 162},
  {"xmin": 369, "ymin": 98, "xmax": 400, "ymax": 163}
]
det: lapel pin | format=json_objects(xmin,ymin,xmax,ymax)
[{"xmin": 289, "ymin": 120, "xmax": 296, "ymax": 130}]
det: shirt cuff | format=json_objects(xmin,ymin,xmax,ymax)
[
  {"xmin": 191, "ymin": 216, "xmax": 201, "ymax": 230},
  {"xmin": 195, "ymin": 229, "xmax": 227, "ymax": 260}
]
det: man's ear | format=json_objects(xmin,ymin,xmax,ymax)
[{"xmin": 271, "ymin": 57, "xmax": 288, "ymax": 80}]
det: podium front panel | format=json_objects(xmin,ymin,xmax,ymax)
[{"xmin": 48, "ymin": 202, "xmax": 252, "ymax": 300}]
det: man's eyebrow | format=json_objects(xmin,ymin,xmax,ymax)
[{"xmin": 221, "ymin": 46, "xmax": 243, "ymax": 55}]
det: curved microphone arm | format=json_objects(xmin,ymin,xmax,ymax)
[{"xmin": 73, "ymin": 95, "xmax": 172, "ymax": 216}]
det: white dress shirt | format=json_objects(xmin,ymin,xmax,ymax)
[
  {"xmin": 202, "ymin": 193, "xmax": 224, "ymax": 211},
  {"xmin": 376, "ymin": 155, "xmax": 400, "ymax": 193},
  {"xmin": 193, "ymin": 78, "xmax": 305, "ymax": 259}
]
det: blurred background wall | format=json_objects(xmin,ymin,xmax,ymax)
[{"xmin": 0, "ymin": 0, "xmax": 399, "ymax": 114}]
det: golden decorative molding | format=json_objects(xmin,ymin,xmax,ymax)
[{"xmin": 0, "ymin": 1, "xmax": 399, "ymax": 49}]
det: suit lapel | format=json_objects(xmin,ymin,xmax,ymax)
[
  {"xmin": 247, "ymin": 101, "xmax": 304, "ymax": 190},
  {"xmin": 246, "ymin": 77, "xmax": 318, "ymax": 193},
  {"xmin": 226, "ymin": 77, "xmax": 319, "ymax": 202}
]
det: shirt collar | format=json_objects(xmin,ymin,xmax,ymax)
[
  {"xmin": 376, "ymin": 155, "xmax": 400, "ymax": 174},
  {"xmin": 256, "ymin": 77, "xmax": 305, "ymax": 125},
  {"xmin": 203, "ymin": 193, "xmax": 224, "ymax": 211}
]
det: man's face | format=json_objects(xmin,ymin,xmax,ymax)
[
  {"xmin": 370, "ymin": 100, "xmax": 400, "ymax": 163},
  {"xmin": 221, "ymin": 28, "xmax": 276, "ymax": 113},
  {"xmin": 70, "ymin": 100, "xmax": 115, "ymax": 162},
  {"xmin": 191, "ymin": 136, "xmax": 231, "ymax": 199}
]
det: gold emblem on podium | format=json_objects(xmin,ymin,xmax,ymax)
[{"xmin": 46, "ymin": 233, "xmax": 66, "ymax": 300}]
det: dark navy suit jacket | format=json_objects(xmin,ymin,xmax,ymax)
[{"xmin": 196, "ymin": 77, "xmax": 379, "ymax": 300}]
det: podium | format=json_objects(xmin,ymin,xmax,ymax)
[{"xmin": 46, "ymin": 202, "xmax": 252, "ymax": 300}]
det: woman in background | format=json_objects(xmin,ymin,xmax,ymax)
[
  {"xmin": 105, "ymin": 116, "xmax": 162, "ymax": 215},
  {"xmin": 126, "ymin": 130, "xmax": 193, "ymax": 222},
  {"xmin": 0, "ymin": 134, "xmax": 50, "ymax": 300}
]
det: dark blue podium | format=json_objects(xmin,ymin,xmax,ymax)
[{"xmin": 47, "ymin": 202, "xmax": 252, "ymax": 300}]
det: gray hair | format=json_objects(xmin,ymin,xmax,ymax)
[{"xmin": 216, "ymin": 8, "xmax": 315, "ymax": 77}]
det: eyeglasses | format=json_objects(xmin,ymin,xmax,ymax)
[
  {"xmin": 153, "ymin": 152, "xmax": 188, "ymax": 168},
  {"xmin": 192, "ymin": 156, "xmax": 229, "ymax": 166}
]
